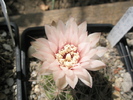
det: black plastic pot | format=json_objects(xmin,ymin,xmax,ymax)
[
  {"xmin": 0, "ymin": 22, "xmax": 22, "ymax": 100},
  {"xmin": 20, "ymin": 24, "xmax": 133, "ymax": 100}
]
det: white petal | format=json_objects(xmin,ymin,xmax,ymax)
[
  {"xmin": 48, "ymin": 41, "xmax": 58, "ymax": 54},
  {"xmin": 70, "ymin": 31, "xmax": 78, "ymax": 46},
  {"xmin": 49, "ymin": 60, "xmax": 60, "ymax": 70},
  {"xmin": 68, "ymin": 20, "xmax": 78, "ymax": 44},
  {"xmin": 74, "ymin": 68, "xmax": 92, "ymax": 87},
  {"xmin": 66, "ymin": 74, "xmax": 78, "ymax": 89},
  {"xmin": 32, "ymin": 50, "xmax": 55, "ymax": 62},
  {"xmin": 45, "ymin": 25, "xmax": 51, "ymax": 37},
  {"xmin": 39, "ymin": 62, "xmax": 52, "ymax": 75},
  {"xmin": 32, "ymin": 52, "xmax": 45, "ymax": 61},
  {"xmin": 36, "ymin": 38, "xmax": 49, "ymax": 47},
  {"xmin": 80, "ymin": 44, "xmax": 90, "ymax": 57},
  {"xmin": 81, "ymin": 49, "xmax": 97, "ymax": 61},
  {"xmin": 58, "ymin": 38, "xmax": 65, "ymax": 50},
  {"xmin": 79, "ymin": 56, "xmax": 90, "ymax": 63},
  {"xmin": 32, "ymin": 39, "xmax": 54, "ymax": 57},
  {"xmin": 56, "ymin": 29, "xmax": 66, "ymax": 49},
  {"xmin": 38, "ymin": 51, "xmax": 55, "ymax": 62},
  {"xmin": 31, "ymin": 41, "xmax": 43, "ymax": 50},
  {"xmin": 66, "ymin": 17, "xmax": 75, "ymax": 27},
  {"xmin": 79, "ymin": 32, "xmax": 88, "ymax": 43},
  {"xmin": 60, "ymin": 67, "xmax": 73, "ymax": 76},
  {"xmin": 80, "ymin": 62, "xmax": 90, "ymax": 68},
  {"xmin": 65, "ymin": 17, "xmax": 79, "ymax": 45},
  {"xmin": 86, "ymin": 49, "xmax": 97, "ymax": 59},
  {"xmin": 45, "ymin": 25, "xmax": 55, "ymax": 43},
  {"xmin": 57, "ymin": 20, "xmax": 65, "ymax": 34},
  {"xmin": 85, "ymin": 60, "xmax": 106, "ymax": 71},
  {"xmin": 53, "ymin": 70, "xmax": 65, "ymax": 81},
  {"xmin": 36, "ymin": 46, "xmax": 53, "ymax": 54},
  {"xmin": 78, "ymin": 43, "xmax": 87, "ymax": 52},
  {"xmin": 55, "ymin": 76, "xmax": 68, "ymax": 89},
  {"xmin": 45, "ymin": 25, "xmax": 59, "ymax": 46},
  {"xmin": 87, "ymin": 33, "xmax": 101, "ymax": 47},
  {"xmin": 41, "ymin": 61, "xmax": 50, "ymax": 69},
  {"xmin": 49, "ymin": 26, "xmax": 59, "ymax": 45},
  {"xmin": 96, "ymin": 46, "xmax": 107, "ymax": 57},
  {"xmin": 78, "ymin": 21, "xmax": 87, "ymax": 37}
]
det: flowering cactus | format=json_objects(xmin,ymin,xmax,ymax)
[{"xmin": 31, "ymin": 17, "xmax": 107, "ymax": 89}]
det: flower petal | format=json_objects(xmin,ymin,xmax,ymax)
[
  {"xmin": 35, "ymin": 38, "xmax": 55, "ymax": 54},
  {"xmin": 80, "ymin": 44, "xmax": 90, "ymax": 57},
  {"xmin": 81, "ymin": 49, "xmax": 97, "ymax": 61},
  {"xmin": 79, "ymin": 56, "xmax": 90, "ymax": 63},
  {"xmin": 53, "ymin": 70, "xmax": 65, "ymax": 81},
  {"xmin": 32, "ymin": 39, "xmax": 54, "ymax": 55},
  {"xmin": 49, "ymin": 60, "xmax": 60, "ymax": 71},
  {"xmin": 70, "ymin": 21, "xmax": 78, "ymax": 45},
  {"xmin": 66, "ymin": 18, "xmax": 78, "ymax": 44},
  {"xmin": 45, "ymin": 25, "xmax": 51, "ymax": 36},
  {"xmin": 37, "ymin": 51, "xmax": 55, "ymax": 62},
  {"xmin": 73, "ymin": 68, "xmax": 92, "ymax": 87},
  {"xmin": 36, "ymin": 46, "xmax": 53, "ymax": 54},
  {"xmin": 87, "ymin": 33, "xmax": 101, "ymax": 47},
  {"xmin": 31, "ymin": 41, "xmax": 43, "ymax": 50},
  {"xmin": 86, "ymin": 49, "xmax": 97, "ymax": 59},
  {"xmin": 80, "ymin": 62, "xmax": 90, "ymax": 68},
  {"xmin": 39, "ymin": 62, "xmax": 52, "ymax": 75},
  {"xmin": 60, "ymin": 67, "xmax": 78, "ymax": 88},
  {"xmin": 48, "ymin": 41, "xmax": 58, "ymax": 54},
  {"xmin": 70, "ymin": 31, "xmax": 78, "ymax": 46},
  {"xmin": 36, "ymin": 38, "xmax": 49, "ymax": 47},
  {"xmin": 85, "ymin": 60, "xmax": 106, "ymax": 71},
  {"xmin": 45, "ymin": 25, "xmax": 53, "ymax": 41},
  {"xmin": 78, "ymin": 32, "xmax": 88, "ymax": 43},
  {"xmin": 58, "ymin": 38, "xmax": 66, "ymax": 50},
  {"xmin": 32, "ymin": 52, "xmax": 45, "ymax": 61},
  {"xmin": 55, "ymin": 26, "xmax": 66, "ymax": 49},
  {"xmin": 60, "ymin": 67, "xmax": 73, "ymax": 76},
  {"xmin": 96, "ymin": 46, "xmax": 107, "ymax": 57},
  {"xmin": 66, "ymin": 17, "xmax": 75, "ymax": 27},
  {"xmin": 49, "ymin": 26, "xmax": 59, "ymax": 45},
  {"xmin": 55, "ymin": 76, "xmax": 68, "ymax": 89},
  {"xmin": 66, "ymin": 74, "xmax": 78, "ymax": 89},
  {"xmin": 40, "ymin": 60, "xmax": 60, "ymax": 75},
  {"xmin": 57, "ymin": 20, "xmax": 65, "ymax": 34},
  {"xmin": 78, "ymin": 43, "xmax": 87, "ymax": 52},
  {"xmin": 78, "ymin": 21, "xmax": 87, "ymax": 37},
  {"xmin": 45, "ymin": 25, "xmax": 59, "ymax": 46},
  {"xmin": 41, "ymin": 61, "xmax": 50, "ymax": 69}
]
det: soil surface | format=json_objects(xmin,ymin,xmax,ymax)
[
  {"xmin": 0, "ymin": 29, "xmax": 16, "ymax": 100},
  {"xmin": 1, "ymin": 0, "xmax": 130, "ymax": 16}
]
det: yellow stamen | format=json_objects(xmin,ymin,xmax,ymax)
[
  {"xmin": 55, "ymin": 44, "xmax": 80, "ymax": 69},
  {"xmin": 65, "ymin": 53, "xmax": 71, "ymax": 61}
]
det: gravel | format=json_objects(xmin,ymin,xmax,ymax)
[
  {"xmin": 3, "ymin": 44, "xmax": 12, "ymax": 52},
  {"xmin": 0, "ymin": 30, "xmax": 16, "ymax": 100},
  {"xmin": 6, "ymin": 78, "xmax": 14, "ymax": 87},
  {"xmin": 27, "ymin": 32, "xmax": 133, "ymax": 100},
  {"xmin": 121, "ymin": 73, "xmax": 133, "ymax": 92}
]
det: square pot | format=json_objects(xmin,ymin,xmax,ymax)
[{"xmin": 20, "ymin": 24, "xmax": 133, "ymax": 100}]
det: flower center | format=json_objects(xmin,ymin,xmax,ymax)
[{"xmin": 55, "ymin": 44, "xmax": 80, "ymax": 68}]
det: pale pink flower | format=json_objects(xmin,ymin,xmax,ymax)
[{"xmin": 31, "ymin": 18, "xmax": 107, "ymax": 89}]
